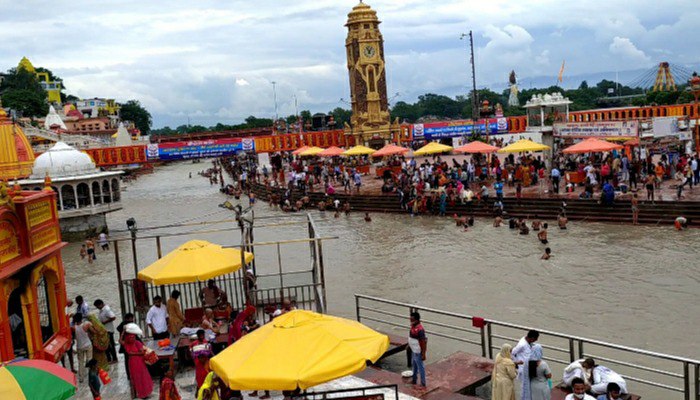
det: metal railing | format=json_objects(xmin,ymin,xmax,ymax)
[
  {"xmin": 112, "ymin": 213, "xmax": 333, "ymax": 332},
  {"xmin": 355, "ymin": 294, "xmax": 700, "ymax": 400}
]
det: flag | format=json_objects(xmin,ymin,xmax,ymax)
[{"xmin": 557, "ymin": 60, "xmax": 565, "ymax": 83}]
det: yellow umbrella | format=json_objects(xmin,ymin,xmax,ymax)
[
  {"xmin": 497, "ymin": 138, "xmax": 550, "ymax": 153},
  {"xmin": 137, "ymin": 240, "xmax": 254, "ymax": 285},
  {"xmin": 343, "ymin": 145, "xmax": 376, "ymax": 156},
  {"xmin": 413, "ymin": 141, "xmax": 453, "ymax": 156},
  {"xmin": 299, "ymin": 146, "xmax": 324, "ymax": 156},
  {"xmin": 210, "ymin": 309, "xmax": 389, "ymax": 391}
]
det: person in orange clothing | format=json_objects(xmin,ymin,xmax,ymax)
[{"xmin": 654, "ymin": 162, "xmax": 664, "ymax": 189}]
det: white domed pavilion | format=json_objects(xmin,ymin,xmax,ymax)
[{"xmin": 20, "ymin": 142, "xmax": 123, "ymax": 240}]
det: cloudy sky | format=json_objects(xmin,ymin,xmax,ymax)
[{"xmin": 1, "ymin": 0, "xmax": 698, "ymax": 128}]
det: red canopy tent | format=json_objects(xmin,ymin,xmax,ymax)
[
  {"xmin": 318, "ymin": 146, "xmax": 345, "ymax": 157},
  {"xmin": 453, "ymin": 141, "xmax": 500, "ymax": 154},
  {"xmin": 371, "ymin": 144, "xmax": 410, "ymax": 157},
  {"xmin": 562, "ymin": 138, "xmax": 624, "ymax": 154}
]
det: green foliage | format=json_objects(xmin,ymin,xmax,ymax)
[
  {"xmin": 0, "ymin": 67, "xmax": 48, "ymax": 117},
  {"xmin": 119, "ymin": 100, "xmax": 153, "ymax": 134},
  {"xmin": 1, "ymin": 89, "xmax": 48, "ymax": 117},
  {"xmin": 329, "ymin": 107, "xmax": 352, "ymax": 126}
]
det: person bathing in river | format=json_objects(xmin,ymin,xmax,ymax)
[
  {"xmin": 675, "ymin": 216, "xmax": 689, "ymax": 230},
  {"xmin": 537, "ymin": 223, "xmax": 548, "ymax": 244},
  {"xmin": 454, "ymin": 214, "xmax": 467, "ymax": 227},
  {"xmin": 364, "ymin": 213, "xmax": 372, "ymax": 222},
  {"xmin": 531, "ymin": 215, "xmax": 541, "ymax": 231},
  {"xmin": 493, "ymin": 215, "xmax": 503, "ymax": 227},
  {"xmin": 558, "ymin": 213, "xmax": 568, "ymax": 229},
  {"xmin": 541, "ymin": 247, "xmax": 552, "ymax": 260},
  {"xmin": 519, "ymin": 220, "xmax": 530, "ymax": 235}
]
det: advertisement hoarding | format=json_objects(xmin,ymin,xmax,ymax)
[
  {"xmin": 147, "ymin": 138, "xmax": 255, "ymax": 161},
  {"xmin": 652, "ymin": 117, "xmax": 680, "ymax": 138},
  {"xmin": 553, "ymin": 121, "xmax": 638, "ymax": 138},
  {"xmin": 413, "ymin": 118, "xmax": 508, "ymax": 140}
]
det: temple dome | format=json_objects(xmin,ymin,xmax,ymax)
[
  {"xmin": 30, "ymin": 142, "xmax": 97, "ymax": 179},
  {"xmin": 0, "ymin": 107, "xmax": 36, "ymax": 181},
  {"xmin": 346, "ymin": 1, "xmax": 380, "ymax": 25},
  {"xmin": 44, "ymin": 105, "xmax": 67, "ymax": 130}
]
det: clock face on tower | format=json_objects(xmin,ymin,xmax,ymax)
[{"xmin": 363, "ymin": 44, "xmax": 376, "ymax": 58}]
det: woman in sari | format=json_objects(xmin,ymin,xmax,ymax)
[
  {"xmin": 492, "ymin": 344, "xmax": 517, "ymax": 400},
  {"xmin": 121, "ymin": 332, "xmax": 153, "ymax": 399},
  {"xmin": 86, "ymin": 314, "xmax": 110, "ymax": 370},
  {"xmin": 190, "ymin": 329, "xmax": 213, "ymax": 390}
]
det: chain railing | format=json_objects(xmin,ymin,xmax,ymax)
[{"xmin": 355, "ymin": 294, "xmax": 700, "ymax": 400}]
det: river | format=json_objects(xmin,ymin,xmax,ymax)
[{"xmin": 63, "ymin": 161, "xmax": 699, "ymax": 366}]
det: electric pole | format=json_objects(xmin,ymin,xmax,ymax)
[{"xmin": 460, "ymin": 31, "xmax": 479, "ymax": 121}]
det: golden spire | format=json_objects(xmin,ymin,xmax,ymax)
[{"xmin": 43, "ymin": 173, "xmax": 53, "ymax": 191}]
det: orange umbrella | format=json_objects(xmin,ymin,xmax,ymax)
[
  {"xmin": 453, "ymin": 141, "xmax": 500, "ymax": 154},
  {"xmin": 292, "ymin": 146, "xmax": 310, "ymax": 155},
  {"xmin": 562, "ymin": 138, "xmax": 624, "ymax": 154},
  {"xmin": 318, "ymin": 146, "xmax": 345, "ymax": 157},
  {"xmin": 624, "ymin": 138, "xmax": 639, "ymax": 147},
  {"xmin": 372, "ymin": 144, "xmax": 409, "ymax": 157}
]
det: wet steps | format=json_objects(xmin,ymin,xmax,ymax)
[{"xmin": 250, "ymin": 183, "xmax": 700, "ymax": 226}]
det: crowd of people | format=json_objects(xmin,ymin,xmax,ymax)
[
  {"xmin": 491, "ymin": 330, "xmax": 629, "ymax": 400},
  {"xmin": 66, "ymin": 276, "xmax": 303, "ymax": 399},
  {"xmin": 212, "ymin": 146, "xmax": 700, "ymax": 231}
]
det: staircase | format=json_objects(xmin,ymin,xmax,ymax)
[
  {"xmin": 249, "ymin": 182, "xmax": 700, "ymax": 226},
  {"xmin": 22, "ymin": 125, "xmax": 109, "ymax": 150}
]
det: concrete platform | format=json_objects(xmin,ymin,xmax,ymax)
[{"xmin": 423, "ymin": 352, "xmax": 493, "ymax": 396}]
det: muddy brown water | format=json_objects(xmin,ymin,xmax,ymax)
[{"xmin": 63, "ymin": 161, "xmax": 699, "ymax": 396}]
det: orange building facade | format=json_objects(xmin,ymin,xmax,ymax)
[{"xmin": 0, "ymin": 180, "xmax": 70, "ymax": 362}]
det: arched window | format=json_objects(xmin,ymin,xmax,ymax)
[
  {"xmin": 61, "ymin": 185, "xmax": 76, "ymax": 210},
  {"xmin": 77, "ymin": 183, "xmax": 90, "ymax": 208},
  {"xmin": 102, "ymin": 180, "xmax": 111, "ymax": 204},
  {"xmin": 111, "ymin": 179, "xmax": 120, "ymax": 202},
  {"xmin": 92, "ymin": 182, "xmax": 102, "ymax": 205}
]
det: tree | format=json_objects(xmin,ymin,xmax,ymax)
[
  {"xmin": 328, "ymin": 107, "xmax": 352, "ymax": 127},
  {"xmin": 579, "ymin": 80, "xmax": 589, "ymax": 90},
  {"xmin": 0, "ymin": 67, "xmax": 48, "ymax": 117},
  {"xmin": 1, "ymin": 89, "xmax": 47, "ymax": 117},
  {"xmin": 119, "ymin": 100, "xmax": 152, "ymax": 134}
]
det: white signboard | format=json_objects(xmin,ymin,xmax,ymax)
[
  {"xmin": 554, "ymin": 121, "xmax": 638, "ymax": 138},
  {"xmin": 652, "ymin": 117, "xmax": 679, "ymax": 138}
]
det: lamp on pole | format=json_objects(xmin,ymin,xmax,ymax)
[
  {"xmin": 460, "ymin": 31, "xmax": 479, "ymax": 121},
  {"xmin": 271, "ymin": 81, "xmax": 278, "ymax": 122}
]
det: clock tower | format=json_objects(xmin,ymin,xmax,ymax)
[{"xmin": 345, "ymin": 1, "xmax": 397, "ymax": 145}]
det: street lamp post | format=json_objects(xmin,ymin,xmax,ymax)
[
  {"xmin": 126, "ymin": 218, "xmax": 138, "ymax": 277},
  {"xmin": 271, "ymin": 81, "xmax": 278, "ymax": 122}
]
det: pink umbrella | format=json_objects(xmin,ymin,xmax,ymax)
[
  {"xmin": 372, "ymin": 144, "xmax": 410, "ymax": 157},
  {"xmin": 453, "ymin": 141, "xmax": 500, "ymax": 154},
  {"xmin": 562, "ymin": 138, "xmax": 624, "ymax": 154},
  {"xmin": 318, "ymin": 146, "xmax": 345, "ymax": 157}
]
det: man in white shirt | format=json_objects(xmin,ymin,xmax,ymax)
[
  {"xmin": 146, "ymin": 295, "xmax": 169, "ymax": 340},
  {"xmin": 565, "ymin": 377, "xmax": 597, "ymax": 400},
  {"xmin": 94, "ymin": 299, "xmax": 117, "ymax": 363},
  {"xmin": 591, "ymin": 365, "xmax": 627, "ymax": 395},
  {"xmin": 584, "ymin": 164, "xmax": 597, "ymax": 185},
  {"xmin": 511, "ymin": 330, "xmax": 539, "ymax": 381}
]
